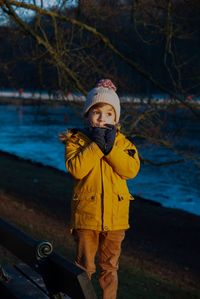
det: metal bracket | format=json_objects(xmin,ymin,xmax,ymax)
[
  {"xmin": 0, "ymin": 265, "xmax": 11, "ymax": 283},
  {"xmin": 36, "ymin": 241, "xmax": 53, "ymax": 260}
]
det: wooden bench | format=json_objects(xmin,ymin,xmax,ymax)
[{"xmin": 0, "ymin": 217, "xmax": 97, "ymax": 299}]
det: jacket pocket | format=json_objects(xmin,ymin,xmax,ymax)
[
  {"xmin": 72, "ymin": 192, "xmax": 97, "ymax": 216},
  {"xmin": 112, "ymin": 193, "xmax": 131, "ymax": 226}
]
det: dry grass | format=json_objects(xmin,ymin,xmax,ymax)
[{"xmin": 0, "ymin": 192, "xmax": 200, "ymax": 299}]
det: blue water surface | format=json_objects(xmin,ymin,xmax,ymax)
[{"xmin": 0, "ymin": 104, "xmax": 199, "ymax": 215}]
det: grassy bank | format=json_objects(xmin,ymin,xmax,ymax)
[{"xmin": 0, "ymin": 150, "xmax": 200, "ymax": 298}]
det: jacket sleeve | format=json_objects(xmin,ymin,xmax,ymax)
[
  {"xmin": 65, "ymin": 140, "xmax": 104, "ymax": 180},
  {"xmin": 104, "ymin": 139, "xmax": 140, "ymax": 179}
]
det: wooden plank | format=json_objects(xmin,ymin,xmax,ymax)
[
  {"xmin": 15, "ymin": 263, "xmax": 48, "ymax": 294},
  {"xmin": 0, "ymin": 218, "xmax": 97, "ymax": 299},
  {"xmin": 15, "ymin": 263, "xmax": 71, "ymax": 299},
  {"xmin": 0, "ymin": 265, "xmax": 49, "ymax": 299},
  {"xmin": 0, "ymin": 218, "xmax": 52, "ymax": 270},
  {"xmin": 40, "ymin": 253, "xmax": 97, "ymax": 299}
]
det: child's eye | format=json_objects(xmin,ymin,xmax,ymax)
[
  {"xmin": 93, "ymin": 110, "xmax": 99, "ymax": 115},
  {"xmin": 107, "ymin": 113, "xmax": 113, "ymax": 117}
]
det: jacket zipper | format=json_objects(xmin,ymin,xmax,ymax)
[{"xmin": 100, "ymin": 159, "xmax": 104, "ymax": 231}]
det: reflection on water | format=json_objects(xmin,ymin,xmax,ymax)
[{"xmin": 0, "ymin": 104, "xmax": 199, "ymax": 215}]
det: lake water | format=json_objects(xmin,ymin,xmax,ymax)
[{"xmin": 0, "ymin": 104, "xmax": 199, "ymax": 216}]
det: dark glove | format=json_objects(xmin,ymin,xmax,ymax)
[
  {"xmin": 104, "ymin": 125, "xmax": 117, "ymax": 155},
  {"xmin": 89, "ymin": 127, "xmax": 106, "ymax": 152}
]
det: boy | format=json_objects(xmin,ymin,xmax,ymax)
[{"xmin": 64, "ymin": 79, "xmax": 140, "ymax": 299}]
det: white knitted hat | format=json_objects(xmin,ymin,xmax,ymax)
[{"xmin": 83, "ymin": 79, "xmax": 120, "ymax": 123}]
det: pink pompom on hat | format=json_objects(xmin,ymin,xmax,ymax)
[{"xmin": 83, "ymin": 79, "xmax": 121, "ymax": 123}]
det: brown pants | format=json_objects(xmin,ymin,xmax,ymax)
[{"xmin": 73, "ymin": 229, "xmax": 125, "ymax": 299}]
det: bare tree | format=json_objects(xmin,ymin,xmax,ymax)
[
  {"xmin": 131, "ymin": 0, "xmax": 200, "ymax": 99},
  {"xmin": 0, "ymin": 0, "xmax": 200, "ymax": 166},
  {"xmin": 0, "ymin": 0, "xmax": 199, "ymax": 111}
]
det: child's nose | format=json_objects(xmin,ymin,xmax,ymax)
[{"xmin": 98, "ymin": 113, "xmax": 105, "ymax": 121}]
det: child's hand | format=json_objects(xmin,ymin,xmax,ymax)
[
  {"xmin": 104, "ymin": 125, "xmax": 117, "ymax": 155},
  {"xmin": 90, "ymin": 127, "xmax": 106, "ymax": 152}
]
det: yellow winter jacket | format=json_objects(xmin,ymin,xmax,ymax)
[{"xmin": 64, "ymin": 128, "xmax": 140, "ymax": 231}]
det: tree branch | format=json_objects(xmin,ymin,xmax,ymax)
[
  {"xmin": 2, "ymin": 0, "xmax": 200, "ymax": 117},
  {"xmin": 3, "ymin": 0, "xmax": 87, "ymax": 94}
]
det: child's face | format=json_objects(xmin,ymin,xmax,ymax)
[{"xmin": 87, "ymin": 104, "xmax": 116, "ymax": 127}]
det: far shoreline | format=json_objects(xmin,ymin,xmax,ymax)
[{"xmin": 0, "ymin": 96, "xmax": 200, "ymax": 110}]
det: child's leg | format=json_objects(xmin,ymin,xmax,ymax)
[
  {"xmin": 98, "ymin": 230, "xmax": 125, "ymax": 299},
  {"xmin": 73, "ymin": 229, "xmax": 99, "ymax": 279}
]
